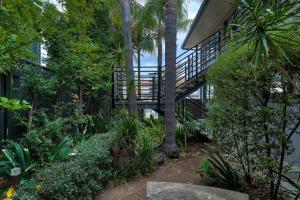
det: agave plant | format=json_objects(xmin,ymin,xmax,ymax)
[
  {"xmin": 200, "ymin": 149, "xmax": 242, "ymax": 191},
  {"xmin": 0, "ymin": 141, "xmax": 36, "ymax": 180}
]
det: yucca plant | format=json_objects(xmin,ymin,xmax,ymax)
[
  {"xmin": 0, "ymin": 141, "xmax": 36, "ymax": 180},
  {"xmin": 199, "ymin": 150, "xmax": 242, "ymax": 191},
  {"xmin": 234, "ymin": 0, "xmax": 300, "ymax": 93}
]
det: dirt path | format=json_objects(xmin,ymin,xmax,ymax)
[{"xmin": 95, "ymin": 144, "xmax": 205, "ymax": 200}]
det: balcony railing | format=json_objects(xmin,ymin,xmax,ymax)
[
  {"xmin": 113, "ymin": 66, "xmax": 159, "ymax": 103},
  {"xmin": 113, "ymin": 15, "xmax": 232, "ymax": 108}
]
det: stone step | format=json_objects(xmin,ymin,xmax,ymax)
[{"xmin": 147, "ymin": 182, "xmax": 249, "ymax": 200}]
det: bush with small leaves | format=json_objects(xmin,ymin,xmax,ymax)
[{"xmin": 15, "ymin": 133, "xmax": 114, "ymax": 200}]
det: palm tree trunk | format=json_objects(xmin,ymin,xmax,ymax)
[
  {"xmin": 157, "ymin": 22, "xmax": 162, "ymax": 106},
  {"xmin": 157, "ymin": 21, "xmax": 162, "ymax": 69},
  {"xmin": 137, "ymin": 48, "xmax": 141, "ymax": 99},
  {"xmin": 120, "ymin": 0, "xmax": 137, "ymax": 114},
  {"xmin": 162, "ymin": 0, "xmax": 178, "ymax": 157}
]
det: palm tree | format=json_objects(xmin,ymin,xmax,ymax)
[
  {"xmin": 132, "ymin": 2, "xmax": 155, "ymax": 99},
  {"xmin": 144, "ymin": 0, "xmax": 190, "ymax": 69},
  {"xmin": 120, "ymin": 0, "xmax": 137, "ymax": 114},
  {"xmin": 161, "ymin": 0, "xmax": 178, "ymax": 157},
  {"xmin": 142, "ymin": 0, "xmax": 191, "ymax": 156}
]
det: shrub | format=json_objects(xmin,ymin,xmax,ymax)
[
  {"xmin": 207, "ymin": 39, "xmax": 300, "ymax": 198},
  {"xmin": 15, "ymin": 116, "xmax": 158, "ymax": 200},
  {"xmin": 22, "ymin": 113, "xmax": 93, "ymax": 163},
  {"xmin": 110, "ymin": 114, "xmax": 138, "ymax": 153},
  {"xmin": 22, "ymin": 117, "xmax": 70, "ymax": 162},
  {"xmin": 15, "ymin": 133, "xmax": 114, "ymax": 200},
  {"xmin": 142, "ymin": 117, "xmax": 164, "ymax": 148}
]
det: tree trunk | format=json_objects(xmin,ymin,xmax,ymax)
[
  {"xmin": 261, "ymin": 85, "xmax": 274, "ymax": 199},
  {"xmin": 157, "ymin": 21, "xmax": 163, "ymax": 69},
  {"xmin": 28, "ymin": 93, "xmax": 34, "ymax": 131},
  {"xmin": 157, "ymin": 21, "xmax": 162, "ymax": 106},
  {"xmin": 162, "ymin": 0, "xmax": 178, "ymax": 157},
  {"xmin": 5, "ymin": 71, "xmax": 13, "ymax": 140},
  {"xmin": 137, "ymin": 48, "xmax": 141, "ymax": 99},
  {"xmin": 273, "ymin": 81, "xmax": 288, "ymax": 200},
  {"xmin": 120, "ymin": 0, "xmax": 137, "ymax": 114}
]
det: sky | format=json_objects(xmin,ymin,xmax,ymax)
[{"xmin": 45, "ymin": 1, "xmax": 202, "ymax": 66}]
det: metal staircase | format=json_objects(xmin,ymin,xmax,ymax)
[{"xmin": 113, "ymin": 28, "xmax": 228, "ymax": 121}]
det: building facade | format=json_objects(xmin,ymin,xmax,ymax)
[{"xmin": 0, "ymin": 42, "xmax": 41, "ymax": 145}]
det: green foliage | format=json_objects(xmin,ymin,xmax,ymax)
[
  {"xmin": 15, "ymin": 134, "xmax": 114, "ymax": 200},
  {"xmin": 47, "ymin": 137, "xmax": 74, "ymax": 163},
  {"xmin": 110, "ymin": 114, "xmax": 139, "ymax": 152},
  {"xmin": 15, "ymin": 117, "xmax": 156, "ymax": 199},
  {"xmin": 134, "ymin": 131, "xmax": 155, "ymax": 174},
  {"xmin": 0, "ymin": 97, "xmax": 31, "ymax": 110},
  {"xmin": 42, "ymin": 0, "xmax": 115, "ymax": 94},
  {"xmin": 198, "ymin": 150, "xmax": 242, "ymax": 191},
  {"xmin": 21, "ymin": 65, "xmax": 58, "ymax": 101},
  {"xmin": 0, "ymin": 141, "xmax": 36, "ymax": 181},
  {"xmin": 207, "ymin": 43, "xmax": 265, "ymax": 183},
  {"xmin": 198, "ymin": 159, "xmax": 214, "ymax": 183},
  {"xmin": 175, "ymin": 119, "xmax": 198, "ymax": 152},
  {"xmin": 142, "ymin": 117, "xmax": 165, "ymax": 148},
  {"xmin": 22, "ymin": 118, "xmax": 70, "ymax": 162},
  {"xmin": 235, "ymin": 0, "xmax": 300, "ymax": 93},
  {"xmin": 207, "ymin": 32, "xmax": 300, "ymax": 198},
  {"xmin": 235, "ymin": 0, "xmax": 300, "ymax": 64},
  {"xmin": 0, "ymin": 0, "xmax": 42, "ymax": 73}
]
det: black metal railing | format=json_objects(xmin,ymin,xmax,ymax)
[
  {"xmin": 176, "ymin": 96, "xmax": 207, "ymax": 121},
  {"xmin": 113, "ymin": 66, "xmax": 159, "ymax": 103}
]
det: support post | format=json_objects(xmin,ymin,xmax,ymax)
[
  {"xmin": 158, "ymin": 66, "xmax": 162, "ymax": 108},
  {"xmin": 152, "ymin": 76, "xmax": 155, "ymax": 101},
  {"xmin": 188, "ymin": 56, "xmax": 190, "ymax": 80},
  {"xmin": 196, "ymin": 45, "xmax": 199, "ymax": 85}
]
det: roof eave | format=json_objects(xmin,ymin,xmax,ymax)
[{"xmin": 181, "ymin": 0, "xmax": 209, "ymax": 50}]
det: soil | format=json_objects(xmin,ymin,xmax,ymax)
[
  {"xmin": 95, "ymin": 143, "xmax": 268, "ymax": 200},
  {"xmin": 95, "ymin": 143, "xmax": 205, "ymax": 200}
]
